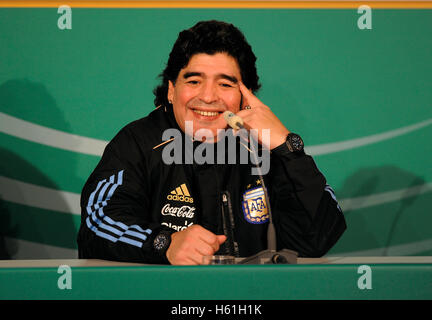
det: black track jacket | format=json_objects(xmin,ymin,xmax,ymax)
[{"xmin": 77, "ymin": 106, "xmax": 346, "ymax": 264}]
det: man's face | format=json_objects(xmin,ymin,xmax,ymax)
[{"xmin": 168, "ymin": 52, "xmax": 243, "ymax": 141}]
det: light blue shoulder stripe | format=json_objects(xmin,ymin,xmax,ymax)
[
  {"xmin": 325, "ymin": 184, "xmax": 342, "ymax": 212},
  {"xmin": 85, "ymin": 170, "xmax": 152, "ymax": 248}
]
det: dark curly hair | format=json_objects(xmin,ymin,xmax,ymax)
[{"xmin": 153, "ymin": 20, "xmax": 261, "ymax": 108}]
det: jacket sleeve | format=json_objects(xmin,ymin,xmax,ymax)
[
  {"xmin": 268, "ymin": 143, "xmax": 346, "ymax": 257},
  {"xmin": 77, "ymin": 126, "xmax": 172, "ymax": 264}
]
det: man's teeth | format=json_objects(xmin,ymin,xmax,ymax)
[{"xmin": 193, "ymin": 110, "xmax": 219, "ymax": 117}]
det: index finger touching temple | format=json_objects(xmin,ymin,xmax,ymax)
[{"xmin": 239, "ymin": 81, "xmax": 262, "ymax": 106}]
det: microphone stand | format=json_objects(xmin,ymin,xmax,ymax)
[{"xmin": 234, "ymin": 121, "xmax": 298, "ymax": 265}]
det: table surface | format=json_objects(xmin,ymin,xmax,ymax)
[
  {"xmin": 1, "ymin": 257, "xmax": 431, "ymax": 300},
  {"xmin": 1, "ymin": 256, "xmax": 432, "ymax": 267}
]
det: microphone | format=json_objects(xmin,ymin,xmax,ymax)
[
  {"xmin": 223, "ymin": 111, "xmax": 244, "ymax": 130},
  {"xmin": 223, "ymin": 111, "xmax": 298, "ymax": 264}
]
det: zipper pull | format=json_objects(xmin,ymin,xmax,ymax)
[{"xmin": 222, "ymin": 192, "xmax": 228, "ymax": 203}]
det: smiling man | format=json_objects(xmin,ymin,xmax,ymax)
[
  {"xmin": 168, "ymin": 52, "xmax": 242, "ymax": 139},
  {"xmin": 77, "ymin": 20, "xmax": 346, "ymax": 265}
]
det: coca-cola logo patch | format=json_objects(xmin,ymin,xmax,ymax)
[{"xmin": 161, "ymin": 203, "xmax": 195, "ymax": 219}]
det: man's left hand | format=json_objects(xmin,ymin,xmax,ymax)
[{"xmin": 236, "ymin": 82, "xmax": 289, "ymax": 150}]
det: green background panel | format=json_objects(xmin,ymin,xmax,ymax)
[
  {"xmin": 0, "ymin": 7, "xmax": 431, "ymax": 258},
  {"xmin": 315, "ymin": 124, "xmax": 432, "ymax": 197},
  {"xmin": 0, "ymin": 202, "xmax": 80, "ymax": 249},
  {"xmin": 0, "ymin": 133, "xmax": 98, "ymax": 193},
  {"xmin": 329, "ymin": 192, "xmax": 432, "ymax": 255}
]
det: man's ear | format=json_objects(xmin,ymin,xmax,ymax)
[{"xmin": 167, "ymin": 80, "xmax": 174, "ymax": 104}]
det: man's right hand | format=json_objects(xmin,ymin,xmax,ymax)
[{"xmin": 166, "ymin": 225, "xmax": 227, "ymax": 265}]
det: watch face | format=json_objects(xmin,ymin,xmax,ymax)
[
  {"xmin": 154, "ymin": 234, "xmax": 169, "ymax": 251},
  {"xmin": 291, "ymin": 135, "xmax": 303, "ymax": 151},
  {"xmin": 288, "ymin": 133, "xmax": 304, "ymax": 152}
]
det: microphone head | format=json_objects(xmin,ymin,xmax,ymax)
[{"xmin": 223, "ymin": 111, "xmax": 244, "ymax": 130}]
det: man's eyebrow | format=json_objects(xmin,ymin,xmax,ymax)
[
  {"xmin": 219, "ymin": 74, "xmax": 238, "ymax": 84},
  {"xmin": 182, "ymin": 72, "xmax": 238, "ymax": 84},
  {"xmin": 183, "ymin": 72, "xmax": 202, "ymax": 79}
]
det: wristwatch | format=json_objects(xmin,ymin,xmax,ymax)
[
  {"xmin": 153, "ymin": 230, "xmax": 173, "ymax": 256},
  {"xmin": 285, "ymin": 133, "xmax": 304, "ymax": 153}
]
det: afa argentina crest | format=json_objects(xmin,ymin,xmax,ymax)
[{"xmin": 242, "ymin": 186, "xmax": 269, "ymax": 224}]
